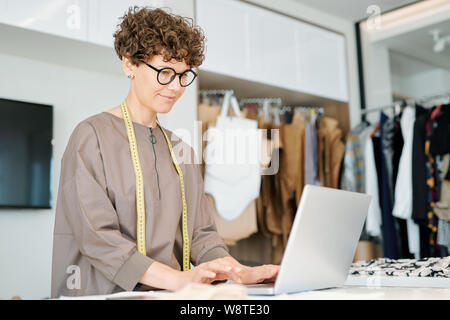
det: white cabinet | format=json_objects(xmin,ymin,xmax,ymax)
[
  {"xmin": 296, "ymin": 21, "xmax": 348, "ymax": 101},
  {"xmin": 1, "ymin": 0, "xmax": 89, "ymax": 41},
  {"xmin": 0, "ymin": 0, "xmax": 167, "ymax": 47},
  {"xmin": 247, "ymin": 5, "xmax": 298, "ymax": 91},
  {"xmin": 87, "ymin": 0, "xmax": 165, "ymax": 48},
  {"xmin": 196, "ymin": 0, "xmax": 250, "ymax": 79},
  {"xmin": 196, "ymin": 0, "xmax": 349, "ymax": 102}
]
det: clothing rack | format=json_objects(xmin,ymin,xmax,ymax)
[
  {"xmin": 200, "ymin": 89, "xmax": 235, "ymax": 96},
  {"xmin": 199, "ymin": 89, "xmax": 237, "ymax": 108},
  {"xmin": 199, "ymin": 89, "xmax": 242, "ymax": 117},
  {"xmin": 282, "ymin": 105, "xmax": 325, "ymax": 115},
  {"xmin": 360, "ymin": 90, "xmax": 450, "ymax": 116},
  {"xmin": 239, "ymin": 98, "xmax": 283, "ymax": 107},
  {"xmin": 360, "ymin": 100, "xmax": 405, "ymax": 116}
]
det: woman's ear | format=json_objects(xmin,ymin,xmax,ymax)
[{"xmin": 122, "ymin": 54, "xmax": 136, "ymax": 78}]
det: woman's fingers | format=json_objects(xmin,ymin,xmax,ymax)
[
  {"xmin": 199, "ymin": 260, "xmax": 242, "ymax": 284},
  {"xmin": 260, "ymin": 265, "xmax": 279, "ymax": 283},
  {"xmin": 205, "ymin": 261, "xmax": 232, "ymax": 274},
  {"xmin": 212, "ymin": 260, "xmax": 243, "ymax": 283},
  {"xmin": 192, "ymin": 269, "xmax": 216, "ymax": 283},
  {"xmin": 188, "ymin": 259, "xmax": 280, "ymax": 286},
  {"xmin": 216, "ymin": 258, "xmax": 242, "ymax": 273},
  {"xmin": 220, "ymin": 257, "xmax": 243, "ymax": 273},
  {"xmin": 241, "ymin": 264, "xmax": 279, "ymax": 284}
]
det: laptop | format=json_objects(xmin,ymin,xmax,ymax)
[{"xmin": 245, "ymin": 184, "xmax": 371, "ymax": 295}]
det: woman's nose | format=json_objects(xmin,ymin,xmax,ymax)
[{"xmin": 167, "ymin": 76, "xmax": 182, "ymax": 90}]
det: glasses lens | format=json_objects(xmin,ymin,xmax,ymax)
[
  {"xmin": 158, "ymin": 68, "xmax": 176, "ymax": 85},
  {"xmin": 180, "ymin": 70, "xmax": 196, "ymax": 87}
]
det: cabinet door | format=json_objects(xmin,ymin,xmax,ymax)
[
  {"xmin": 296, "ymin": 22, "xmax": 348, "ymax": 101},
  {"xmin": 196, "ymin": 0, "xmax": 250, "ymax": 79},
  {"xmin": 2, "ymin": 0, "xmax": 88, "ymax": 41},
  {"xmin": 87, "ymin": 0, "xmax": 165, "ymax": 47},
  {"xmin": 247, "ymin": 5, "xmax": 298, "ymax": 91}
]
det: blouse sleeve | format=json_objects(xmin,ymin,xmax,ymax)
[
  {"xmin": 59, "ymin": 121, "xmax": 153, "ymax": 291},
  {"xmin": 189, "ymin": 162, "xmax": 231, "ymax": 266}
]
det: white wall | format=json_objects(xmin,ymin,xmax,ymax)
[
  {"xmin": 390, "ymin": 51, "xmax": 450, "ymax": 99},
  {"xmin": 0, "ymin": 39, "xmax": 197, "ymax": 301},
  {"xmin": 361, "ymin": 40, "xmax": 394, "ymax": 123},
  {"xmin": 0, "ymin": 52, "xmax": 129, "ymax": 299}
]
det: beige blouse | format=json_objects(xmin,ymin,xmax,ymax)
[{"xmin": 51, "ymin": 111, "xmax": 229, "ymax": 298}]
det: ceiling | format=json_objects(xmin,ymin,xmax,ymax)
[{"xmin": 292, "ymin": 0, "xmax": 422, "ymax": 22}]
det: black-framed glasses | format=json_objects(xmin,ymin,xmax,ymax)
[{"xmin": 141, "ymin": 61, "xmax": 197, "ymax": 87}]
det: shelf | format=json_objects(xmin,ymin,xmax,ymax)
[{"xmin": 0, "ymin": 22, "xmax": 122, "ymax": 77}]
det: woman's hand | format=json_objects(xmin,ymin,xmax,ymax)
[
  {"xmin": 176, "ymin": 258, "xmax": 243, "ymax": 290},
  {"xmin": 140, "ymin": 257, "xmax": 279, "ymax": 292},
  {"xmin": 171, "ymin": 256, "xmax": 280, "ymax": 291},
  {"xmin": 219, "ymin": 256, "xmax": 280, "ymax": 285}
]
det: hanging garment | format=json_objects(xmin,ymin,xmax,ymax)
[
  {"xmin": 241, "ymin": 103, "xmax": 260, "ymax": 120},
  {"xmin": 304, "ymin": 114, "xmax": 321, "ymax": 186},
  {"xmin": 341, "ymin": 123, "xmax": 373, "ymax": 242},
  {"xmin": 379, "ymin": 112, "xmax": 410, "ymax": 258},
  {"xmin": 316, "ymin": 116, "xmax": 345, "ymax": 189},
  {"xmin": 412, "ymin": 105, "xmax": 430, "ymax": 224},
  {"xmin": 391, "ymin": 112, "xmax": 413, "ymax": 259},
  {"xmin": 373, "ymin": 113, "xmax": 399, "ymax": 259},
  {"xmin": 197, "ymin": 103, "xmax": 222, "ymax": 177},
  {"xmin": 255, "ymin": 115, "xmax": 284, "ymax": 264},
  {"xmin": 411, "ymin": 105, "xmax": 436, "ymax": 258},
  {"xmin": 203, "ymin": 94, "xmax": 262, "ymax": 221},
  {"xmin": 380, "ymin": 114, "xmax": 396, "ymax": 201},
  {"xmin": 430, "ymin": 105, "xmax": 450, "ymax": 222},
  {"xmin": 272, "ymin": 111, "xmax": 306, "ymax": 264},
  {"xmin": 392, "ymin": 106, "xmax": 416, "ymax": 220},
  {"xmin": 207, "ymin": 195, "xmax": 258, "ymax": 246},
  {"xmin": 364, "ymin": 136, "xmax": 382, "ymax": 238},
  {"xmin": 203, "ymin": 103, "xmax": 270, "ymax": 245},
  {"xmin": 429, "ymin": 104, "xmax": 450, "ymax": 156},
  {"xmin": 51, "ymin": 112, "xmax": 229, "ymax": 298},
  {"xmin": 392, "ymin": 106, "xmax": 420, "ymax": 258},
  {"xmin": 199, "ymin": 101, "xmax": 260, "ymax": 244},
  {"xmin": 392, "ymin": 116, "xmax": 404, "ymax": 188},
  {"xmin": 340, "ymin": 122, "xmax": 370, "ymax": 193},
  {"xmin": 277, "ymin": 110, "xmax": 306, "ymax": 264},
  {"xmin": 423, "ymin": 106, "xmax": 442, "ymax": 256},
  {"xmin": 437, "ymin": 221, "xmax": 450, "ymax": 253},
  {"xmin": 436, "ymin": 154, "xmax": 450, "ymax": 251},
  {"xmin": 435, "ymin": 154, "xmax": 450, "ymax": 221},
  {"xmin": 280, "ymin": 110, "xmax": 306, "ymax": 209}
]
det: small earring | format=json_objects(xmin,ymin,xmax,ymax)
[{"xmin": 127, "ymin": 74, "xmax": 132, "ymax": 79}]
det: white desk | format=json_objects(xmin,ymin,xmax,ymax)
[
  {"xmin": 252, "ymin": 286, "xmax": 450, "ymax": 300},
  {"xmin": 59, "ymin": 285, "xmax": 450, "ymax": 300}
]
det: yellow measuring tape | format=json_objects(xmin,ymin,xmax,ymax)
[{"xmin": 120, "ymin": 100, "xmax": 190, "ymax": 271}]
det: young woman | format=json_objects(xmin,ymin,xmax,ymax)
[{"xmin": 51, "ymin": 6, "xmax": 278, "ymax": 298}]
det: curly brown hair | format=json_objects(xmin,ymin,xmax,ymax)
[{"xmin": 113, "ymin": 6, "xmax": 206, "ymax": 68}]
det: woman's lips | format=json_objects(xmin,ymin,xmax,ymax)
[{"xmin": 159, "ymin": 94, "xmax": 175, "ymax": 101}]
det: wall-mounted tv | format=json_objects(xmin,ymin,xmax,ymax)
[{"xmin": 0, "ymin": 98, "xmax": 53, "ymax": 209}]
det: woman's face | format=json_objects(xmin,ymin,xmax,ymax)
[{"xmin": 130, "ymin": 54, "xmax": 189, "ymax": 114}]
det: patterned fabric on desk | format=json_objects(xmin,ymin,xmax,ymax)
[{"xmin": 350, "ymin": 256, "xmax": 450, "ymax": 278}]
